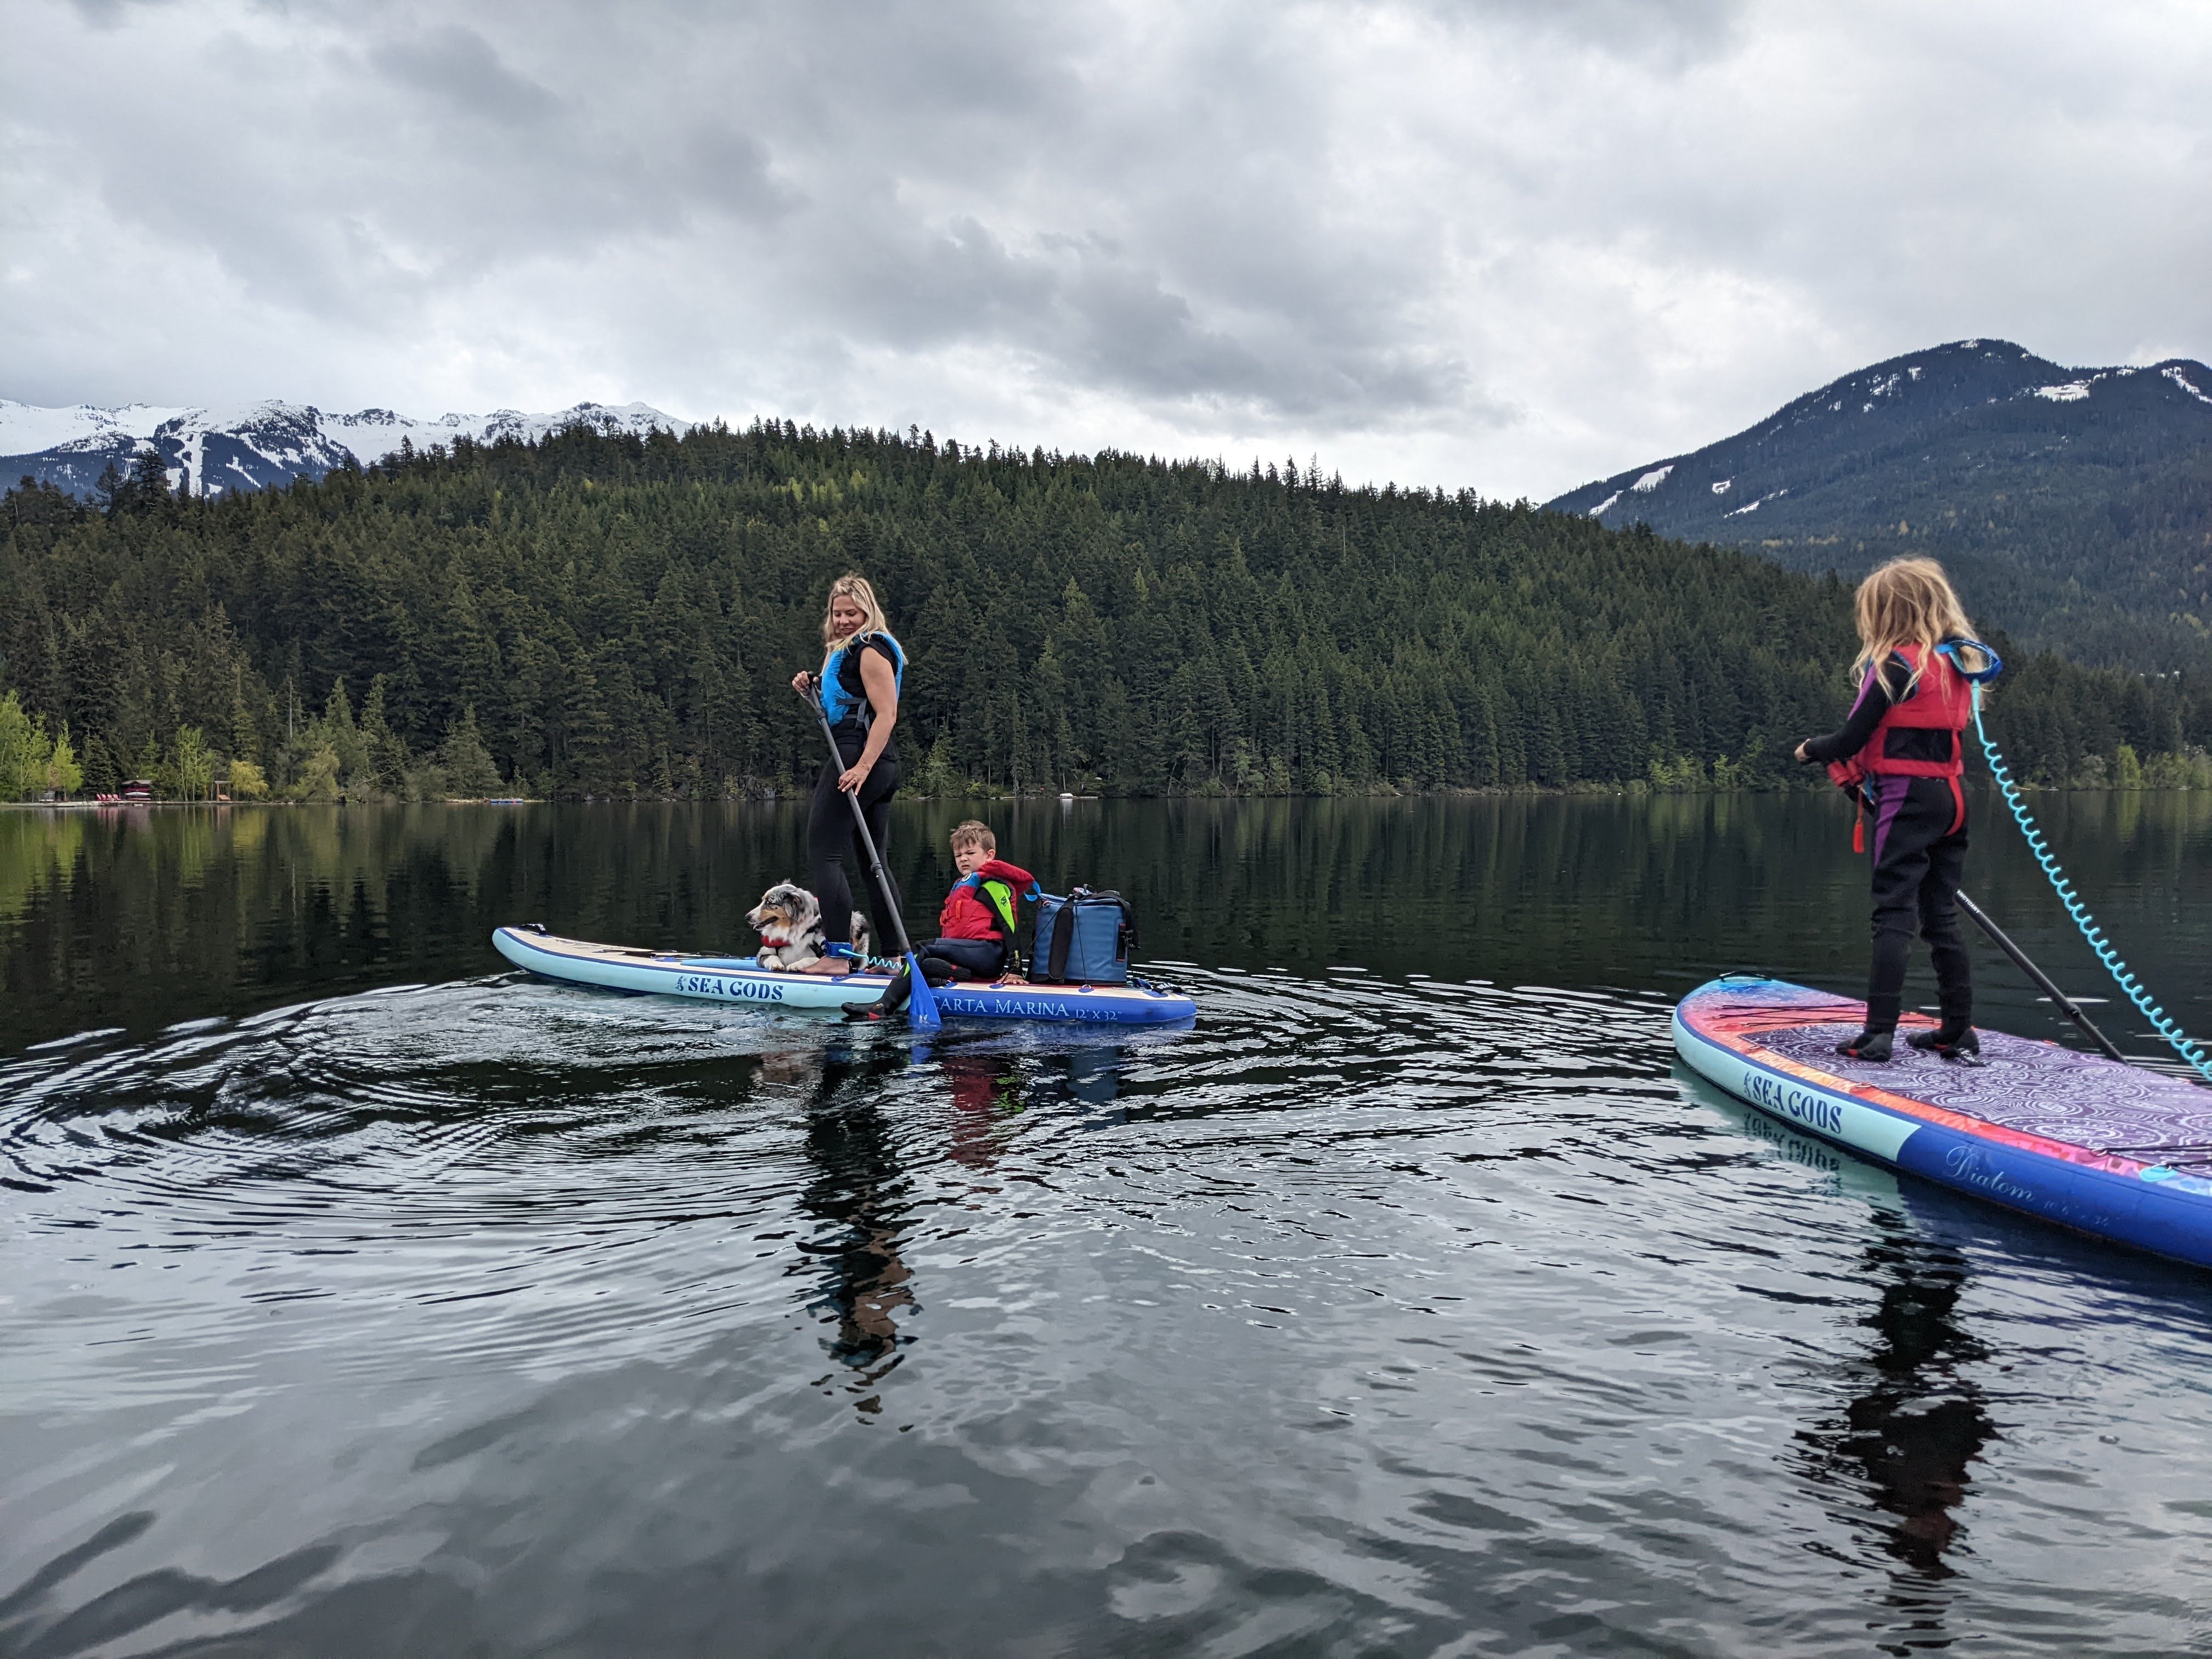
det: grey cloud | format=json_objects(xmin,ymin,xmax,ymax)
[
  {"xmin": 12, "ymin": 0, "xmax": 1470, "ymax": 435},
  {"xmin": 1415, "ymin": 0, "xmax": 1746, "ymax": 64},
  {"xmin": 368, "ymin": 25, "xmax": 561, "ymax": 126},
  {"xmin": 675, "ymin": 127, "xmax": 791, "ymax": 223},
  {"xmin": 790, "ymin": 205, "xmax": 1467, "ymax": 425},
  {"xmin": 65, "ymin": 0, "xmax": 168, "ymax": 27}
]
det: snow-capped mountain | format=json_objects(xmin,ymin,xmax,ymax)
[
  {"xmin": 1546, "ymin": 340, "xmax": 2212, "ymax": 534},
  {"xmin": 0, "ymin": 399, "xmax": 693, "ymax": 499},
  {"xmin": 1543, "ymin": 337, "xmax": 2212, "ymax": 668}
]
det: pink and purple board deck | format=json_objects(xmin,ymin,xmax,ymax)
[{"xmin": 1676, "ymin": 975, "xmax": 2212, "ymax": 1269}]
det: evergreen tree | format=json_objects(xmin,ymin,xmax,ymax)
[
  {"xmin": 92, "ymin": 459, "xmax": 128, "ymax": 517},
  {"xmin": 360, "ymin": 675, "xmax": 413, "ymax": 797},
  {"xmin": 318, "ymin": 678, "xmax": 370, "ymax": 787},
  {"xmin": 229, "ymin": 668, "xmax": 261, "ymax": 765},
  {"xmin": 439, "ymin": 704, "xmax": 504, "ymax": 798},
  {"xmin": 113, "ymin": 446, "xmax": 173, "ymax": 517},
  {"xmin": 81, "ymin": 732, "xmax": 120, "ymax": 795},
  {"xmin": 5, "ymin": 476, "xmax": 83, "ymax": 528}
]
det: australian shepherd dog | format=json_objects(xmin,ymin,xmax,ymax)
[{"xmin": 746, "ymin": 882, "xmax": 872, "ymax": 971}]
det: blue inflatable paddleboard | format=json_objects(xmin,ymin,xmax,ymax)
[{"xmin": 494, "ymin": 926, "xmax": 1196, "ymax": 1026}]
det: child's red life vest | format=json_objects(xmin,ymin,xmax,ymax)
[
  {"xmin": 939, "ymin": 858, "xmax": 1035, "ymax": 942},
  {"xmin": 1825, "ymin": 644, "xmax": 1974, "ymax": 850},
  {"xmin": 1833, "ymin": 644, "xmax": 1973, "ymax": 783}
]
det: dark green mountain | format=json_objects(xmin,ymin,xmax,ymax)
[
  {"xmin": 1546, "ymin": 340, "xmax": 2212, "ymax": 669},
  {"xmin": 3, "ymin": 421, "xmax": 2206, "ymax": 800}
]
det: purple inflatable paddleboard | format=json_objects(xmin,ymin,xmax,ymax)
[{"xmin": 1677, "ymin": 975, "xmax": 2212, "ymax": 1270}]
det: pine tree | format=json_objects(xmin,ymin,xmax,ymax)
[
  {"xmin": 80, "ymin": 732, "xmax": 120, "ymax": 795},
  {"xmin": 360, "ymin": 675, "xmax": 413, "ymax": 796},
  {"xmin": 439, "ymin": 704, "xmax": 504, "ymax": 797},
  {"xmin": 93, "ymin": 459, "xmax": 128, "ymax": 517},
  {"xmin": 229, "ymin": 668, "xmax": 261, "ymax": 765},
  {"xmin": 120, "ymin": 446, "xmax": 172, "ymax": 517},
  {"xmin": 319, "ymin": 678, "xmax": 370, "ymax": 787}
]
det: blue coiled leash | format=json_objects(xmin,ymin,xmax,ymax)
[{"xmin": 1954, "ymin": 642, "xmax": 2212, "ymax": 1084}]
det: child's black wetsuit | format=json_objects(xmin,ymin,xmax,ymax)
[{"xmin": 1801, "ymin": 652, "xmax": 1973, "ymax": 1041}]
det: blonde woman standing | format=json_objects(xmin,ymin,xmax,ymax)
[
  {"xmin": 1796, "ymin": 557, "xmax": 1995, "ymax": 1063},
  {"xmin": 789, "ymin": 574, "xmax": 907, "ymax": 972}
]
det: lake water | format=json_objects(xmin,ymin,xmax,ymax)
[{"xmin": 4, "ymin": 793, "xmax": 2211, "ymax": 1656}]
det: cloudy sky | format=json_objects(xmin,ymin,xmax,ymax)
[{"xmin": 4, "ymin": 0, "xmax": 2208, "ymax": 499}]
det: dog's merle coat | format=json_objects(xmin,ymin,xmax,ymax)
[{"xmin": 746, "ymin": 882, "xmax": 872, "ymax": 971}]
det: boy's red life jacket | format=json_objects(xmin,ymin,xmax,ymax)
[
  {"xmin": 1825, "ymin": 643, "xmax": 1973, "ymax": 791},
  {"xmin": 939, "ymin": 858, "xmax": 1035, "ymax": 942}
]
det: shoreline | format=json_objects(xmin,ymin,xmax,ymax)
[{"xmin": 10, "ymin": 780, "xmax": 2211, "ymax": 810}]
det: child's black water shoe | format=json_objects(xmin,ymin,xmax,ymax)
[
  {"xmin": 1835, "ymin": 1029, "xmax": 1894, "ymax": 1062},
  {"xmin": 1908, "ymin": 1025, "xmax": 1983, "ymax": 1063}
]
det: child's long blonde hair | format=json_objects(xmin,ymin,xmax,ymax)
[
  {"xmin": 819, "ymin": 573, "xmax": 891, "ymax": 659},
  {"xmin": 1852, "ymin": 557, "xmax": 1985, "ymax": 696}
]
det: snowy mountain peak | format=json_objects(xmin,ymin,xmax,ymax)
[
  {"xmin": 0, "ymin": 397, "xmax": 693, "ymax": 499},
  {"xmin": 1547, "ymin": 340, "xmax": 2212, "ymax": 528}
]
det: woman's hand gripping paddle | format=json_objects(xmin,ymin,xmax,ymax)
[{"xmin": 800, "ymin": 680, "xmax": 940, "ymax": 1031}]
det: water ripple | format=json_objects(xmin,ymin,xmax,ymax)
[{"xmin": 8, "ymin": 966, "xmax": 2212, "ymax": 1656}]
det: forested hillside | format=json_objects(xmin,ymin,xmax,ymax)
[{"xmin": 3, "ymin": 421, "xmax": 2208, "ymax": 800}]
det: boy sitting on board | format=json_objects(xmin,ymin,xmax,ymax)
[{"xmin": 845, "ymin": 820, "xmax": 1035, "ymax": 1020}]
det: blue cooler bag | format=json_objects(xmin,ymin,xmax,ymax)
[{"xmin": 1034, "ymin": 887, "xmax": 1134, "ymax": 985}]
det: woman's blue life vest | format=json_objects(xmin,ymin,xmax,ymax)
[{"xmin": 820, "ymin": 631, "xmax": 906, "ymax": 737}]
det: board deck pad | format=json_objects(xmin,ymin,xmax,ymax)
[{"xmin": 1684, "ymin": 980, "xmax": 2212, "ymax": 1165}]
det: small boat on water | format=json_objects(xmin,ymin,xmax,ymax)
[
  {"xmin": 493, "ymin": 926, "xmax": 1198, "ymax": 1026},
  {"xmin": 1677, "ymin": 975, "xmax": 2212, "ymax": 1270}
]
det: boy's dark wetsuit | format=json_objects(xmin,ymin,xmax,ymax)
[
  {"xmin": 850, "ymin": 856, "xmax": 1036, "ymax": 1019},
  {"xmin": 1800, "ymin": 647, "xmax": 1976, "ymax": 1059}
]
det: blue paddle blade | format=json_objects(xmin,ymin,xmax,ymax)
[{"xmin": 905, "ymin": 953, "xmax": 943, "ymax": 1031}]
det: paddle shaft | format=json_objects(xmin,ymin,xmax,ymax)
[
  {"xmin": 1955, "ymin": 889, "xmax": 2128, "ymax": 1062},
  {"xmin": 803, "ymin": 684, "xmax": 921, "ymax": 962}
]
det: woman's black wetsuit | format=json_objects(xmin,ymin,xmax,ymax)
[
  {"xmin": 809, "ymin": 635, "xmax": 902, "ymax": 952},
  {"xmin": 1801, "ymin": 652, "xmax": 1973, "ymax": 1046}
]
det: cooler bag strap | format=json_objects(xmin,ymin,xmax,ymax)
[{"xmin": 1047, "ymin": 899, "xmax": 1075, "ymax": 981}]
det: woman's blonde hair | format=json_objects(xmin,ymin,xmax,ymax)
[
  {"xmin": 820, "ymin": 573, "xmax": 890, "ymax": 657},
  {"xmin": 1851, "ymin": 557, "xmax": 1985, "ymax": 696}
]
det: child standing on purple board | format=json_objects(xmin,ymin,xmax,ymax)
[{"xmin": 1796, "ymin": 557, "xmax": 1996, "ymax": 1064}]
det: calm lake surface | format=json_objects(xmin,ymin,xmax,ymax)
[{"xmin": 4, "ymin": 794, "xmax": 2211, "ymax": 1656}]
